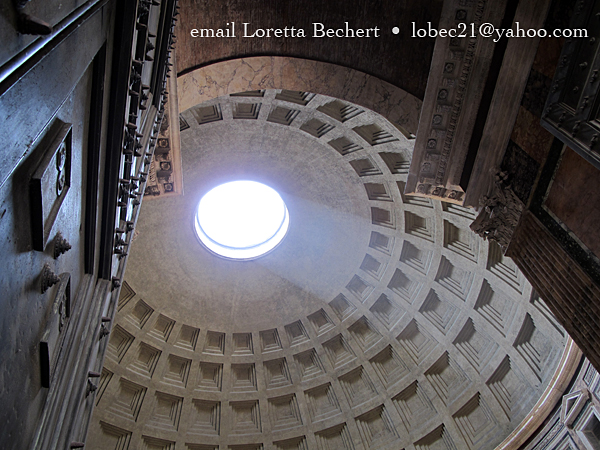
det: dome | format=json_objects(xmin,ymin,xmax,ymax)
[{"xmin": 91, "ymin": 89, "xmax": 569, "ymax": 450}]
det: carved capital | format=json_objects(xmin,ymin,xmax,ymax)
[{"xmin": 470, "ymin": 172, "xmax": 523, "ymax": 252}]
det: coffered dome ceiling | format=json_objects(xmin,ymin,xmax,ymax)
[{"xmin": 88, "ymin": 89, "xmax": 570, "ymax": 450}]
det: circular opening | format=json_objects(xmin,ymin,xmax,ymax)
[{"xmin": 194, "ymin": 180, "xmax": 290, "ymax": 260}]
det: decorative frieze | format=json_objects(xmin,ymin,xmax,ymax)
[{"xmin": 406, "ymin": 0, "xmax": 508, "ymax": 204}]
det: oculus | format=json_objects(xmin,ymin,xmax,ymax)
[{"xmin": 195, "ymin": 180, "xmax": 289, "ymax": 260}]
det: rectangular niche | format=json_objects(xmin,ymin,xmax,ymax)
[
  {"xmin": 107, "ymin": 378, "xmax": 146, "ymax": 421},
  {"xmin": 228, "ymin": 445, "xmax": 263, "ymax": 450},
  {"xmin": 203, "ymin": 331, "xmax": 225, "ymax": 355},
  {"xmin": 329, "ymin": 294, "xmax": 356, "ymax": 322},
  {"xmin": 162, "ymin": 354, "xmax": 192, "ymax": 388},
  {"xmin": 369, "ymin": 231, "xmax": 394, "ymax": 255},
  {"xmin": 233, "ymin": 103, "xmax": 261, "ymax": 120},
  {"xmin": 380, "ymin": 152, "xmax": 410, "ymax": 174},
  {"xmin": 364, "ymin": 183, "xmax": 392, "ymax": 202},
  {"xmin": 577, "ymin": 406, "xmax": 600, "ymax": 450},
  {"xmin": 400, "ymin": 240, "xmax": 433, "ymax": 275},
  {"xmin": 284, "ymin": 320, "xmax": 309, "ymax": 346},
  {"xmin": 299, "ymin": 118, "xmax": 334, "ymax": 138},
  {"xmin": 424, "ymin": 352, "xmax": 470, "ymax": 405},
  {"xmin": 293, "ymin": 349, "xmax": 325, "ymax": 381},
  {"xmin": 129, "ymin": 342, "xmax": 161, "ymax": 378},
  {"xmin": 414, "ymin": 424, "xmax": 457, "ymax": 450},
  {"xmin": 148, "ymin": 391, "xmax": 184, "ymax": 431},
  {"xmin": 397, "ymin": 319, "xmax": 438, "ymax": 365},
  {"xmin": 307, "ymin": 309, "xmax": 335, "ymax": 336},
  {"xmin": 260, "ymin": 328, "xmax": 283, "ymax": 353},
  {"xmin": 304, "ymin": 383, "xmax": 342, "ymax": 423},
  {"xmin": 475, "ymin": 281, "xmax": 517, "ymax": 337},
  {"xmin": 443, "ymin": 220, "xmax": 479, "ymax": 262},
  {"xmin": 175, "ymin": 325, "xmax": 200, "ymax": 351},
  {"xmin": 99, "ymin": 422, "xmax": 131, "ymax": 450},
  {"xmin": 230, "ymin": 363, "xmax": 257, "ymax": 392},
  {"xmin": 96, "ymin": 368, "xmax": 113, "ymax": 406},
  {"xmin": 149, "ymin": 314, "xmax": 175, "ymax": 342},
  {"xmin": 267, "ymin": 106, "xmax": 300, "ymax": 125},
  {"xmin": 338, "ymin": 366, "xmax": 378, "ymax": 408},
  {"xmin": 371, "ymin": 207, "xmax": 396, "ymax": 229},
  {"xmin": 353, "ymin": 124, "xmax": 398, "ymax": 146},
  {"xmin": 486, "ymin": 355, "xmax": 532, "ymax": 420},
  {"xmin": 419, "ymin": 289, "xmax": 460, "ymax": 336},
  {"xmin": 392, "ymin": 381, "xmax": 436, "ymax": 432},
  {"xmin": 230, "ymin": 400, "xmax": 262, "ymax": 435},
  {"xmin": 360, "ymin": 253, "xmax": 387, "ymax": 280},
  {"xmin": 275, "ymin": 90, "xmax": 315, "ymax": 105},
  {"xmin": 347, "ymin": 316, "xmax": 381, "ymax": 351},
  {"xmin": 188, "ymin": 400, "xmax": 221, "ymax": 436},
  {"xmin": 405, "ymin": 211, "xmax": 434, "ymax": 242},
  {"xmin": 196, "ymin": 362, "xmax": 223, "ymax": 392},
  {"xmin": 435, "ymin": 256, "xmax": 474, "ymax": 301},
  {"xmin": 452, "ymin": 318, "xmax": 498, "ymax": 373},
  {"xmin": 264, "ymin": 358, "xmax": 293, "ymax": 389},
  {"xmin": 232, "ymin": 333, "xmax": 254, "ymax": 356},
  {"xmin": 314, "ymin": 423, "xmax": 354, "ymax": 450},
  {"xmin": 322, "ymin": 334, "xmax": 356, "ymax": 369},
  {"xmin": 350, "ymin": 157, "xmax": 383, "ymax": 177},
  {"xmin": 346, "ymin": 275, "xmax": 374, "ymax": 302},
  {"xmin": 487, "ymin": 241, "xmax": 524, "ymax": 293},
  {"xmin": 268, "ymin": 394, "xmax": 303, "ymax": 431},
  {"xmin": 318, "ymin": 100, "xmax": 364, "ymax": 122},
  {"xmin": 117, "ymin": 281, "xmax": 135, "ymax": 311},
  {"xmin": 30, "ymin": 122, "xmax": 72, "ymax": 251},
  {"xmin": 328, "ymin": 136, "xmax": 362, "ymax": 155},
  {"xmin": 370, "ymin": 294, "xmax": 405, "ymax": 330},
  {"xmin": 193, "ymin": 104, "xmax": 223, "ymax": 125},
  {"xmin": 442, "ymin": 202, "xmax": 477, "ymax": 220},
  {"xmin": 274, "ymin": 436, "xmax": 308, "ymax": 450},
  {"xmin": 127, "ymin": 299, "xmax": 154, "ymax": 329},
  {"xmin": 387, "ymin": 268, "xmax": 422, "ymax": 305},
  {"xmin": 179, "ymin": 115, "xmax": 190, "ymax": 131},
  {"xmin": 513, "ymin": 313, "xmax": 555, "ymax": 382},
  {"xmin": 452, "ymin": 393, "xmax": 500, "ymax": 450},
  {"xmin": 355, "ymin": 404, "xmax": 399, "ymax": 449},
  {"xmin": 106, "ymin": 325, "xmax": 134, "ymax": 363},
  {"xmin": 370, "ymin": 345, "xmax": 409, "ymax": 388}
]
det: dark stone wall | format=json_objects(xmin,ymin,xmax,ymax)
[
  {"xmin": 0, "ymin": 0, "xmax": 90, "ymax": 69},
  {"xmin": 545, "ymin": 148, "xmax": 600, "ymax": 259},
  {"xmin": 505, "ymin": 0, "xmax": 573, "ymax": 184},
  {"xmin": 505, "ymin": 0, "xmax": 600, "ymax": 378},
  {"xmin": 0, "ymin": 2, "xmax": 116, "ymax": 449}
]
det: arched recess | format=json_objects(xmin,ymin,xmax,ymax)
[{"xmin": 177, "ymin": 56, "xmax": 422, "ymax": 135}]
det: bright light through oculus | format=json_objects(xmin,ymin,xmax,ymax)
[{"xmin": 195, "ymin": 181, "xmax": 289, "ymax": 259}]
